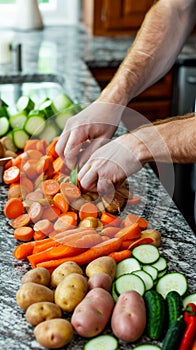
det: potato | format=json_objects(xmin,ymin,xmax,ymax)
[
  {"xmin": 85, "ymin": 256, "xmax": 116, "ymax": 281},
  {"xmin": 71, "ymin": 287, "xmax": 114, "ymax": 337},
  {"xmin": 88, "ymin": 273, "xmax": 112, "ymax": 292},
  {"xmin": 111, "ymin": 290, "xmax": 146, "ymax": 342},
  {"xmin": 21, "ymin": 267, "xmax": 50, "ymax": 286},
  {"xmin": 34, "ymin": 318, "xmax": 73, "ymax": 349},
  {"xmin": 25, "ymin": 301, "xmax": 62, "ymax": 326},
  {"xmin": 51, "ymin": 261, "xmax": 83, "ymax": 288},
  {"xmin": 16, "ymin": 282, "xmax": 54, "ymax": 310},
  {"xmin": 54, "ymin": 273, "xmax": 88, "ymax": 312}
]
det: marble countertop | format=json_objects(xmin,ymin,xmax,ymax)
[{"xmin": 0, "ymin": 24, "xmax": 196, "ymax": 350}]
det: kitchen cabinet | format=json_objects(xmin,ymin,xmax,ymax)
[{"xmin": 83, "ymin": 0, "xmax": 155, "ymax": 36}]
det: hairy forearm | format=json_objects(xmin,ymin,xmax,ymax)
[
  {"xmin": 128, "ymin": 114, "xmax": 196, "ymax": 164},
  {"xmin": 98, "ymin": 0, "xmax": 196, "ymax": 105}
]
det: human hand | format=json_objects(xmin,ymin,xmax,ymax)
[{"xmin": 55, "ymin": 101, "xmax": 124, "ymax": 170}]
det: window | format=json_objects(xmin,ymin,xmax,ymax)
[{"xmin": 0, "ymin": 0, "xmax": 80, "ymax": 28}]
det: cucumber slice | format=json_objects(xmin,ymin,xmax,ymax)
[
  {"xmin": 151, "ymin": 256, "xmax": 167, "ymax": 272},
  {"xmin": 84, "ymin": 334, "xmax": 118, "ymax": 350},
  {"xmin": 116, "ymin": 257, "xmax": 141, "ymax": 278},
  {"xmin": 133, "ymin": 270, "xmax": 154, "ymax": 291},
  {"xmin": 24, "ymin": 115, "xmax": 46, "ymax": 136},
  {"xmin": 10, "ymin": 111, "xmax": 27, "ymax": 129},
  {"xmin": 133, "ymin": 345, "xmax": 161, "ymax": 350},
  {"xmin": 55, "ymin": 103, "xmax": 82, "ymax": 130},
  {"xmin": 53, "ymin": 92, "xmax": 73, "ymax": 111},
  {"xmin": 132, "ymin": 244, "xmax": 160, "ymax": 265},
  {"xmin": 12, "ymin": 128, "xmax": 29, "ymax": 149},
  {"xmin": 16, "ymin": 95, "xmax": 35, "ymax": 113},
  {"xmin": 156, "ymin": 272, "xmax": 188, "ymax": 299},
  {"xmin": 157, "ymin": 268, "xmax": 168, "ymax": 279},
  {"xmin": 115, "ymin": 273, "xmax": 145, "ymax": 296},
  {"xmin": 183, "ymin": 293, "xmax": 196, "ymax": 308},
  {"xmin": 38, "ymin": 122, "xmax": 59, "ymax": 143},
  {"xmin": 70, "ymin": 166, "xmax": 78, "ymax": 185},
  {"xmin": 39, "ymin": 99, "xmax": 57, "ymax": 118},
  {"xmin": 0, "ymin": 117, "xmax": 10, "ymax": 136},
  {"xmin": 142, "ymin": 265, "xmax": 158, "ymax": 281},
  {"xmin": 112, "ymin": 281, "xmax": 118, "ymax": 302}
]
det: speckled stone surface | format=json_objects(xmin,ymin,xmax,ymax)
[{"xmin": 0, "ymin": 24, "xmax": 196, "ymax": 350}]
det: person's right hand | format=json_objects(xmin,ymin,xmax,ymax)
[{"xmin": 55, "ymin": 101, "xmax": 125, "ymax": 170}]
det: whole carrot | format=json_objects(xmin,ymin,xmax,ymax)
[{"xmin": 109, "ymin": 249, "xmax": 132, "ymax": 262}]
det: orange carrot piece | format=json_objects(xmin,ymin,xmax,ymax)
[
  {"xmin": 42, "ymin": 179, "xmax": 60, "ymax": 196},
  {"xmin": 128, "ymin": 237, "xmax": 154, "ymax": 250},
  {"xmin": 54, "ymin": 213, "xmax": 77, "ymax": 232},
  {"xmin": 3, "ymin": 166, "xmax": 20, "ymax": 184},
  {"xmin": 21, "ymin": 159, "xmax": 38, "ymax": 180},
  {"xmin": 14, "ymin": 226, "xmax": 34, "ymax": 242},
  {"xmin": 8, "ymin": 184, "xmax": 22, "ymax": 199},
  {"xmin": 20, "ymin": 176, "xmax": 34, "ymax": 194},
  {"xmin": 100, "ymin": 226, "xmax": 121, "ymax": 238},
  {"xmin": 120, "ymin": 239, "xmax": 137, "ymax": 250},
  {"xmin": 28, "ymin": 202, "xmax": 43, "ymax": 223},
  {"xmin": 53, "ymin": 193, "xmax": 69, "ymax": 213},
  {"xmin": 36, "ymin": 155, "xmax": 51, "ymax": 174},
  {"xmin": 115, "ymin": 223, "xmax": 141, "ymax": 241},
  {"xmin": 73, "ymin": 232, "xmax": 103, "ymax": 248},
  {"xmin": 41, "ymin": 205, "xmax": 60, "ymax": 221},
  {"xmin": 46, "ymin": 137, "xmax": 59, "ymax": 158},
  {"xmin": 4, "ymin": 198, "xmax": 24, "ymax": 219},
  {"xmin": 52, "ymin": 156, "xmax": 65, "ymax": 174},
  {"xmin": 127, "ymin": 195, "xmax": 141, "ymax": 205},
  {"xmin": 24, "ymin": 139, "xmax": 41, "ymax": 152},
  {"xmin": 32, "ymin": 239, "xmax": 59, "ymax": 254},
  {"xmin": 123, "ymin": 213, "xmax": 148, "ymax": 230},
  {"xmin": 60, "ymin": 182, "xmax": 81, "ymax": 202},
  {"xmin": 13, "ymin": 241, "xmax": 36, "ymax": 260},
  {"xmin": 11, "ymin": 213, "xmax": 31, "ymax": 228},
  {"xmin": 33, "ymin": 230, "xmax": 47, "ymax": 241},
  {"xmin": 79, "ymin": 202, "xmax": 99, "ymax": 220},
  {"xmin": 100, "ymin": 211, "xmax": 122, "ymax": 227},
  {"xmin": 109, "ymin": 249, "xmax": 132, "ymax": 262},
  {"xmin": 33, "ymin": 219, "xmax": 53, "ymax": 235}
]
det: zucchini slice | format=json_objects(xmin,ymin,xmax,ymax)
[
  {"xmin": 115, "ymin": 273, "xmax": 145, "ymax": 296},
  {"xmin": 132, "ymin": 244, "xmax": 160, "ymax": 264},
  {"xmin": 16, "ymin": 95, "xmax": 35, "ymax": 113},
  {"xmin": 116, "ymin": 257, "xmax": 141, "ymax": 278},
  {"xmin": 12, "ymin": 128, "xmax": 29, "ymax": 149},
  {"xmin": 133, "ymin": 270, "xmax": 154, "ymax": 291},
  {"xmin": 39, "ymin": 99, "xmax": 57, "ymax": 118},
  {"xmin": 24, "ymin": 115, "xmax": 46, "ymax": 136},
  {"xmin": 10, "ymin": 111, "xmax": 27, "ymax": 129},
  {"xmin": 142, "ymin": 265, "xmax": 158, "ymax": 281},
  {"xmin": 151, "ymin": 256, "xmax": 167, "ymax": 272},
  {"xmin": 133, "ymin": 345, "xmax": 161, "ymax": 350},
  {"xmin": 156, "ymin": 272, "xmax": 188, "ymax": 298},
  {"xmin": 38, "ymin": 121, "xmax": 59, "ymax": 143},
  {"xmin": 0, "ymin": 117, "xmax": 9, "ymax": 137},
  {"xmin": 53, "ymin": 92, "xmax": 73, "ymax": 111},
  {"xmin": 84, "ymin": 334, "xmax": 118, "ymax": 350}
]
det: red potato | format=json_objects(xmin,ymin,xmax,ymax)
[
  {"xmin": 88, "ymin": 273, "xmax": 112, "ymax": 292},
  {"xmin": 71, "ymin": 287, "xmax": 114, "ymax": 337},
  {"xmin": 111, "ymin": 290, "xmax": 146, "ymax": 342}
]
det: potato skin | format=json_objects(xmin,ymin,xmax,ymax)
[
  {"xmin": 34, "ymin": 318, "xmax": 73, "ymax": 349},
  {"xmin": 71, "ymin": 287, "xmax": 114, "ymax": 337},
  {"xmin": 54, "ymin": 273, "xmax": 88, "ymax": 312},
  {"xmin": 51, "ymin": 261, "xmax": 83, "ymax": 288},
  {"xmin": 111, "ymin": 290, "xmax": 146, "ymax": 342},
  {"xmin": 25, "ymin": 302, "xmax": 62, "ymax": 326},
  {"xmin": 16, "ymin": 282, "xmax": 54, "ymax": 310},
  {"xmin": 88, "ymin": 273, "xmax": 112, "ymax": 292},
  {"xmin": 85, "ymin": 256, "xmax": 116, "ymax": 281},
  {"xmin": 21, "ymin": 267, "xmax": 50, "ymax": 286}
]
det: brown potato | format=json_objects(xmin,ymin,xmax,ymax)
[
  {"xmin": 21, "ymin": 267, "xmax": 50, "ymax": 286},
  {"xmin": 34, "ymin": 318, "xmax": 73, "ymax": 349},
  {"xmin": 25, "ymin": 301, "xmax": 62, "ymax": 326},
  {"xmin": 78, "ymin": 216, "xmax": 98, "ymax": 228},
  {"xmin": 85, "ymin": 256, "xmax": 116, "ymax": 281},
  {"xmin": 16, "ymin": 282, "xmax": 54, "ymax": 310},
  {"xmin": 54, "ymin": 273, "xmax": 88, "ymax": 312},
  {"xmin": 88, "ymin": 273, "xmax": 112, "ymax": 292},
  {"xmin": 71, "ymin": 287, "xmax": 114, "ymax": 337},
  {"xmin": 50, "ymin": 261, "xmax": 83, "ymax": 288},
  {"xmin": 111, "ymin": 290, "xmax": 146, "ymax": 342}
]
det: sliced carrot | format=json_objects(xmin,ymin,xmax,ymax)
[
  {"xmin": 109, "ymin": 249, "xmax": 132, "ymax": 262},
  {"xmin": 3, "ymin": 166, "xmax": 20, "ymax": 184},
  {"xmin": 36, "ymin": 139, "xmax": 49, "ymax": 154},
  {"xmin": 60, "ymin": 182, "xmax": 81, "ymax": 202},
  {"xmin": 128, "ymin": 237, "xmax": 154, "ymax": 250},
  {"xmin": 24, "ymin": 139, "xmax": 41, "ymax": 152},
  {"xmin": 42, "ymin": 179, "xmax": 60, "ymax": 196},
  {"xmin": 120, "ymin": 239, "xmax": 137, "ymax": 250},
  {"xmin": 46, "ymin": 137, "xmax": 59, "ymax": 158},
  {"xmin": 79, "ymin": 202, "xmax": 98, "ymax": 220},
  {"xmin": 11, "ymin": 213, "xmax": 31, "ymax": 228},
  {"xmin": 14, "ymin": 226, "xmax": 34, "ymax": 242},
  {"xmin": 127, "ymin": 195, "xmax": 141, "ymax": 205},
  {"xmin": 8, "ymin": 184, "xmax": 22, "ymax": 199},
  {"xmin": 123, "ymin": 213, "xmax": 148, "ymax": 230},
  {"xmin": 33, "ymin": 230, "xmax": 47, "ymax": 241},
  {"xmin": 100, "ymin": 211, "xmax": 122, "ymax": 227},
  {"xmin": 25, "ymin": 149, "xmax": 44, "ymax": 160},
  {"xmin": 20, "ymin": 176, "xmax": 34, "ymax": 194},
  {"xmin": 33, "ymin": 219, "xmax": 53, "ymax": 235},
  {"xmin": 13, "ymin": 241, "xmax": 35, "ymax": 260},
  {"xmin": 32, "ymin": 239, "xmax": 59, "ymax": 254},
  {"xmin": 28, "ymin": 202, "xmax": 43, "ymax": 223},
  {"xmin": 54, "ymin": 213, "xmax": 77, "ymax": 232},
  {"xmin": 100, "ymin": 226, "xmax": 121, "ymax": 238},
  {"xmin": 41, "ymin": 205, "xmax": 60, "ymax": 221},
  {"xmin": 115, "ymin": 223, "xmax": 141, "ymax": 241},
  {"xmin": 25, "ymin": 190, "xmax": 44, "ymax": 203},
  {"xmin": 36, "ymin": 155, "xmax": 51, "ymax": 174},
  {"xmin": 73, "ymin": 232, "xmax": 103, "ymax": 248},
  {"xmin": 52, "ymin": 228, "xmax": 96, "ymax": 245},
  {"xmin": 53, "ymin": 156, "xmax": 65, "ymax": 174},
  {"xmin": 4, "ymin": 198, "xmax": 24, "ymax": 219},
  {"xmin": 53, "ymin": 193, "xmax": 69, "ymax": 213},
  {"xmin": 21, "ymin": 159, "xmax": 38, "ymax": 180}
]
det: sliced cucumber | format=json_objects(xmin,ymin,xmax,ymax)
[
  {"xmin": 16, "ymin": 95, "xmax": 35, "ymax": 113},
  {"xmin": 116, "ymin": 257, "xmax": 141, "ymax": 278},
  {"xmin": 112, "ymin": 281, "xmax": 118, "ymax": 302},
  {"xmin": 115, "ymin": 273, "xmax": 145, "ymax": 296},
  {"xmin": 0, "ymin": 117, "xmax": 10, "ymax": 136},
  {"xmin": 12, "ymin": 128, "xmax": 29, "ymax": 149},
  {"xmin": 133, "ymin": 345, "xmax": 161, "ymax": 350},
  {"xmin": 39, "ymin": 99, "xmax": 57, "ymax": 118},
  {"xmin": 55, "ymin": 103, "xmax": 82, "ymax": 130},
  {"xmin": 156, "ymin": 272, "xmax": 188, "ymax": 299},
  {"xmin": 157, "ymin": 268, "xmax": 168, "ymax": 279},
  {"xmin": 53, "ymin": 92, "xmax": 73, "ymax": 111},
  {"xmin": 24, "ymin": 115, "xmax": 46, "ymax": 136},
  {"xmin": 70, "ymin": 165, "xmax": 78, "ymax": 185},
  {"xmin": 133, "ymin": 270, "xmax": 154, "ymax": 291},
  {"xmin": 84, "ymin": 334, "xmax": 118, "ymax": 350},
  {"xmin": 10, "ymin": 111, "xmax": 27, "ymax": 129},
  {"xmin": 183, "ymin": 293, "xmax": 196, "ymax": 308},
  {"xmin": 132, "ymin": 244, "xmax": 160, "ymax": 265},
  {"xmin": 142, "ymin": 265, "xmax": 158, "ymax": 281},
  {"xmin": 38, "ymin": 121, "xmax": 59, "ymax": 143},
  {"xmin": 151, "ymin": 256, "xmax": 167, "ymax": 272}
]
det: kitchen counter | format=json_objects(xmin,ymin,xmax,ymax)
[{"xmin": 0, "ymin": 25, "xmax": 196, "ymax": 350}]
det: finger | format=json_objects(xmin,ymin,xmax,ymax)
[
  {"xmin": 55, "ymin": 129, "xmax": 70, "ymax": 159},
  {"xmin": 78, "ymin": 164, "xmax": 98, "ymax": 192},
  {"xmin": 63, "ymin": 130, "xmax": 87, "ymax": 169},
  {"xmin": 78, "ymin": 138, "xmax": 109, "ymax": 169}
]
